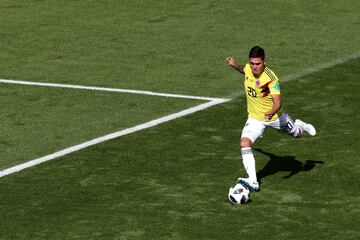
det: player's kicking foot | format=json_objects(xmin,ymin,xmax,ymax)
[
  {"xmin": 304, "ymin": 123, "xmax": 316, "ymax": 136},
  {"xmin": 238, "ymin": 178, "xmax": 260, "ymax": 192},
  {"xmin": 295, "ymin": 119, "xmax": 316, "ymax": 136}
]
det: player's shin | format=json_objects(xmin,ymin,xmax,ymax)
[
  {"xmin": 241, "ymin": 147, "xmax": 257, "ymax": 182},
  {"xmin": 280, "ymin": 113, "xmax": 304, "ymax": 138}
]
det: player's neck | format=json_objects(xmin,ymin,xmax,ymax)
[
  {"xmin": 253, "ymin": 73, "xmax": 260, "ymax": 78},
  {"xmin": 253, "ymin": 71, "xmax": 263, "ymax": 78}
]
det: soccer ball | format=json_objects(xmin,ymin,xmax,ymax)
[{"xmin": 228, "ymin": 183, "xmax": 250, "ymax": 205}]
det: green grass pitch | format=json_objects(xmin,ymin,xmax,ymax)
[{"xmin": 0, "ymin": 0, "xmax": 359, "ymax": 239}]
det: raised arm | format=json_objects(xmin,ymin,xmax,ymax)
[{"xmin": 226, "ymin": 57, "xmax": 245, "ymax": 75}]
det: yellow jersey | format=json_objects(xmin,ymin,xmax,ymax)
[{"xmin": 243, "ymin": 63, "xmax": 281, "ymax": 121}]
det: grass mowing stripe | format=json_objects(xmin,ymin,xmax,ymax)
[
  {"xmin": 0, "ymin": 98, "xmax": 229, "ymax": 178},
  {"xmin": 226, "ymin": 51, "xmax": 360, "ymax": 99},
  {"xmin": 0, "ymin": 79, "xmax": 222, "ymax": 101},
  {"xmin": 281, "ymin": 51, "xmax": 360, "ymax": 82}
]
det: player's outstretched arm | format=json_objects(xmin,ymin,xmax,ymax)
[{"xmin": 226, "ymin": 57, "xmax": 245, "ymax": 74}]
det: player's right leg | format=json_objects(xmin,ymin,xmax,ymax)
[{"xmin": 238, "ymin": 138, "xmax": 260, "ymax": 192}]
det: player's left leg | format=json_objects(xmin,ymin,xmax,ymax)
[
  {"xmin": 294, "ymin": 119, "xmax": 316, "ymax": 136},
  {"xmin": 272, "ymin": 113, "xmax": 316, "ymax": 137}
]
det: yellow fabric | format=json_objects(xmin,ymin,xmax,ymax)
[{"xmin": 243, "ymin": 63, "xmax": 281, "ymax": 121}]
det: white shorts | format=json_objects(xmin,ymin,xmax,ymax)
[{"xmin": 241, "ymin": 113, "xmax": 301, "ymax": 143}]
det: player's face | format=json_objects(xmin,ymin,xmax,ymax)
[{"xmin": 249, "ymin": 57, "xmax": 266, "ymax": 77}]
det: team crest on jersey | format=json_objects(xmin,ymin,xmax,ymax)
[{"xmin": 256, "ymin": 80, "xmax": 261, "ymax": 87}]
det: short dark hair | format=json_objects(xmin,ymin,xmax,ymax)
[{"xmin": 249, "ymin": 45, "xmax": 265, "ymax": 60}]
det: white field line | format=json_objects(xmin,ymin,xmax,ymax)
[
  {"xmin": 0, "ymin": 98, "xmax": 230, "ymax": 178},
  {"xmin": 0, "ymin": 51, "xmax": 358, "ymax": 177},
  {"xmin": 0, "ymin": 79, "xmax": 220, "ymax": 101}
]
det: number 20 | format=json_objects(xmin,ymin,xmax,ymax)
[{"xmin": 247, "ymin": 87, "xmax": 257, "ymax": 97}]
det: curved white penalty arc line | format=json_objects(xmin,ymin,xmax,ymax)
[{"xmin": 0, "ymin": 98, "xmax": 230, "ymax": 178}]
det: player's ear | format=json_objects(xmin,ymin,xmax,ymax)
[{"xmin": 263, "ymin": 58, "xmax": 266, "ymax": 65}]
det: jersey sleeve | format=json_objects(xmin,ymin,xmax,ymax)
[
  {"xmin": 269, "ymin": 80, "xmax": 281, "ymax": 95},
  {"xmin": 265, "ymin": 67, "xmax": 281, "ymax": 95}
]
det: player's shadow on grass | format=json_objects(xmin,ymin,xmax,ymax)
[{"xmin": 254, "ymin": 148, "xmax": 324, "ymax": 182}]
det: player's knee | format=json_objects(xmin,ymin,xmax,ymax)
[{"xmin": 240, "ymin": 138, "xmax": 253, "ymax": 148}]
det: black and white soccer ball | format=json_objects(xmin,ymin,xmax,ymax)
[{"xmin": 228, "ymin": 183, "xmax": 250, "ymax": 205}]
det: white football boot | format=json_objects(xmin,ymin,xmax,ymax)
[
  {"xmin": 237, "ymin": 178, "xmax": 260, "ymax": 192},
  {"xmin": 295, "ymin": 119, "xmax": 316, "ymax": 136}
]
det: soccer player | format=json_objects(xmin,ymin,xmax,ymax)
[{"xmin": 226, "ymin": 45, "xmax": 316, "ymax": 192}]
